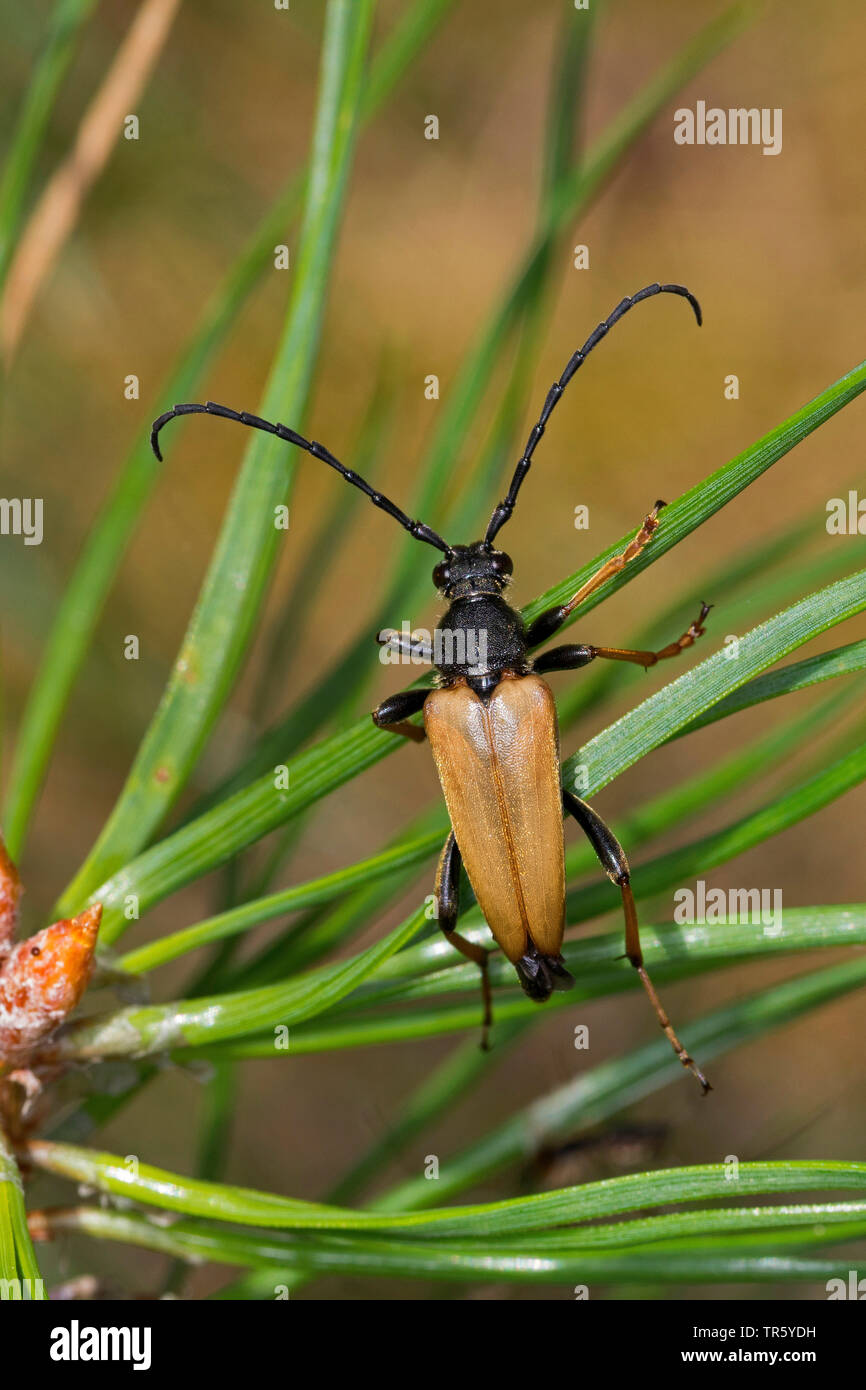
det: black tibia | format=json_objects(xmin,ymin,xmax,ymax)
[
  {"xmin": 435, "ymin": 833, "xmax": 493, "ymax": 1049},
  {"xmin": 533, "ymin": 644, "xmax": 596, "ymax": 675},
  {"xmin": 562, "ymin": 789, "xmax": 711, "ymax": 1094},
  {"xmin": 514, "ymin": 946, "xmax": 574, "ymax": 1004},
  {"xmin": 524, "ymin": 502, "xmax": 666, "ymax": 648},
  {"xmin": 372, "ymin": 687, "xmax": 428, "ymax": 743}
]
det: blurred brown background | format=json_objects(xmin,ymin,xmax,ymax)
[{"xmin": 1, "ymin": 0, "xmax": 865, "ymax": 1298}]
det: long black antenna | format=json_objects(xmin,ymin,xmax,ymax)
[
  {"xmin": 484, "ymin": 283, "xmax": 702, "ymax": 546},
  {"xmin": 150, "ymin": 401, "xmax": 451, "ymax": 554}
]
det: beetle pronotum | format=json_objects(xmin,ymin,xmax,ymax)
[{"xmin": 152, "ymin": 282, "xmax": 713, "ymax": 1092}]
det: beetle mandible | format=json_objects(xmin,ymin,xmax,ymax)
[{"xmin": 151, "ymin": 282, "xmax": 712, "ymax": 1092}]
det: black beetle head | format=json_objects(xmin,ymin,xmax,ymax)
[{"xmin": 433, "ymin": 541, "xmax": 513, "ymax": 599}]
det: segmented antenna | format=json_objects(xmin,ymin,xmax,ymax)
[
  {"xmin": 150, "ymin": 401, "xmax": 451, "ymax": 554},
  {"xmin": 485, "ymin": 283, "xmax": 702, "ymax": 545}
]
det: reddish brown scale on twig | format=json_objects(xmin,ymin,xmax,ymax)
[
  {"xmin": 0, "ymin": 838, "xmax": 22, "ymax": 962},
  {"xmin": 0, "ymin": 905, "xmax": 102, "ymax": 1069}
]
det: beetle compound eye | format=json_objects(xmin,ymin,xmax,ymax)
[
  {"xmin": 492, "ymin": 552, "xmax": 513, "ymax": 577},
  {"xmin": 433, "ymin": 562, "xmax": 451, "ymax": 589}
]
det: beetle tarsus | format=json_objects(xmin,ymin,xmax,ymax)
[{"xmin": 525, "ymin": 498, "xmax": 669, "ymax": 648}]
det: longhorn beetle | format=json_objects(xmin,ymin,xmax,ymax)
[{"xmin": 151, "ymin": 282, "xmax": 712, "ymax": 1092}]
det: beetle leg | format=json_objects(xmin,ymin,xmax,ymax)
[
  {"xmin": 525, "ymin": 501, "xmax": 666, "ymax": 647},
  {"xmin": 532, "ymin": 643, "xmax": 597, "ymax": 674},
  {"xmin": 436, "ymin": 832, "xmax": 493, "ymax": 1050},
  {"xmin": 376, "ymin": 627, "xmax": 433, "ymax": 663},
  {"xmin": 372, "ymin": 687, "xmax": 428, "ymax": 743},
  {"xmin": 573, "ymin": 602, "xmax": 713, "ymax": 670},
  {"xmin": 562, "ymin": 789, "xmax": 711, "ymax": 1094}
]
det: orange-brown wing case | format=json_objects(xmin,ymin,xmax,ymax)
[{"xmin": 424, "ymin": 675, "xmax": 565, "ymax": 963}]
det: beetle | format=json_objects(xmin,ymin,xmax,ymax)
[{"xmin": 151, "ymin": 282, "xmax": 712, "ymax": 1091}]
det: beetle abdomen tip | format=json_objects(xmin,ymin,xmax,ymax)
[{"xmin": 515, "ymin": 946, "xmax": 574, "ymax": 1003}]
